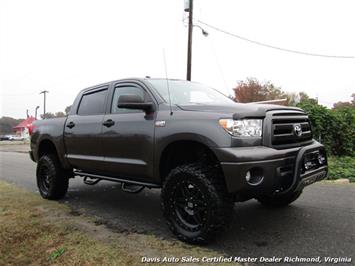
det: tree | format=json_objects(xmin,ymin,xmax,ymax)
[
  {"xmin": 298, "ymin": 92, "xmax": 318, "ymax": 105},
  {"xmin": 233, "ymin": 78, "xmax": 289, "ymax": 104},
  {"xmin": 233, "ymin": 78, "xmax": 319, "ymax": 106},
  {"xmin": 55, "ymin": 112, "xmax": 66, "ymax": 117},
  {"xmin": 297, "ymin": 101, "xmax": 354, "ymax": 156},
  {"xmin": 0, "ymin": 117, "xmax": 25, "ymax": 134},
  {"xmin": 233, "ymin": 78, "xmax": 268, "ymax": 103},
  {"xmin": 65, "ymin": 106, "xmax": 71, "ymax": 115},
  {"xmin": 40, "ymin": 111, "xmax": 68, "ymax": 119},
  {"xmin": 40, "ymin": 113, "xmax": 56, "ymax": 119},
  {"xmin": 333, "ymin": 93, "xmax": 355, "ymax": 110}
]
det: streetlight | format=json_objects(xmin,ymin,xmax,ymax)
[
  {"xmin": 194, "ymin": 25, "xmax": 209, "ymax": 37},
  {"xmin": 39, "ymin": 90, "xmax": 49, "ymax": 119},
  {"xmin": 35, "ymin": 106, "xmax": 40, "ymax": 119}
]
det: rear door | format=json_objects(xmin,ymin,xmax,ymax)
[
  {"xmin": 64, "ymin": 86, "xmax": 108, "ymax": 173},
  {"xmin": 101, "ymin": 82, "xmax": 156, "ymax": 180}
]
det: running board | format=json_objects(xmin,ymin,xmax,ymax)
[{"xmin": 73, "ymin": 170, "xmax": 161, "ymax": 188}]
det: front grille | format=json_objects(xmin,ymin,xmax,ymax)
[{"xmin": 271, "ymin": 111, "xmax": 313, "ymax": 149}]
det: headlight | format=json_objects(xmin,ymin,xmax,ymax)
[{"xmin": 219, "ymin": 119, "xmax": 263, "ymax": 137}]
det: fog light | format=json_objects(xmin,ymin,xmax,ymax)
[
  {"xmin": 304, "ymin": 161, "xmax": 313, "ymax": 170},
  {"xmin": 318, "ymin": 154, "xmax": 326, "ymax": 165},
  {"xmin": 245, "ymin": 168, "xmax": 264, "ymax": 186},
  {"xmin": 245, "ymin": 171, "xmax": 251, "ymax": 182}
]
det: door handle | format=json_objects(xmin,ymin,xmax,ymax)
[
  {"xmin": 102, "ymin": 119, "xmax": 115, "ymax": 127},
  {"xmin": 66, "ymin": 121, "xmax": 75, "ymax": 129}
]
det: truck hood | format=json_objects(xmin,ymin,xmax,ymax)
[{"xmin": 177, "ymin": 102, "xmax": 304, "ymax": 119}]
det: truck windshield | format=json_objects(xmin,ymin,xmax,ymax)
[{"xmin": 148, "ymin": 79, "xmax": 234, "ymax": 105}]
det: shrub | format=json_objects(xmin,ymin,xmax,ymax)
[
  {"xmin": 328, "ymin": 156, "xmax": 355, "ymax": 182},
  {"xmin": 297, "ymin": 103, "xmax": 354, "ymax": 156}
]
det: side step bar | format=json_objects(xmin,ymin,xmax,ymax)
[{"xmin": 73, "ymin": 170, "xmax": 161, "ymax": 189}]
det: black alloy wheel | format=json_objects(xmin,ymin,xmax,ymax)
[
  {"xmin": 38, "ymin": 164, "xmax": 52, "ymax": 195},
  {"xmin": 162, "ymin": 163, "xmax": 233, "ymax": 244},
  {"xmin": 36, "ymin": 154, "xmax": 69, "ymax": 200},
  {"xmin": 172, "ymin": 180, "xmax": 208, "ymax": 232}
]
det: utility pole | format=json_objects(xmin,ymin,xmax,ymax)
[
  {"xmin": 39, "ymin": 90, "xmax": 49, "ymax": 119},
  {"xmin": 186, "ymin": 0, "xmax": 193, "ymax": 81}
]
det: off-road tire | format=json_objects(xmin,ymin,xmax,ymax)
[
  {"xmin": 36, "ymin": 154, "xmax": 69, "ymax": 200},
  {"xmin": 257, "ymin": 190, "xmax": 303, "ymax": 208},
  {"xmin": 161, "ymin": 163, "xmax": 234, "ymax": 244}
]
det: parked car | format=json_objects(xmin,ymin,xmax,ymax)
[
  {"xmin": 0, "ymin": 135, "xmax": 10, "ymax": 141},
  {"xmin": 30, "ymin": 78, "xmax": 328, "ymax": 243},
  {"xmin": 7, "ymin": 135, "xmax": 24, "ymax": 141},
  {"xmin": 0, "ymin": 135, "xmax": 23, "ymax": 141}
]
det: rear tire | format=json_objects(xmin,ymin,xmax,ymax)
[
  {"xmin": 36, "ymin": 154, "xmax": 69, "ymax": 200},
  {"xmin": 257, "ymin": 190, "xmax": 303, "ymax": 208},
  {"xmin": 161, "ymin": 163, "xmax": 233, "ymax": 244}
]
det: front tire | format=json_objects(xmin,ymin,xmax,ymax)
[
  {"xmin": 161, "ymin": 163, "xmax": 233, "ymax": 244},
  {"xmin": 257, "ymin": 190, "xmax": 303, "ymax": 208},
  {"xmin": 36, "ymin": 154, "xmax": 69, "ymax": 200}
]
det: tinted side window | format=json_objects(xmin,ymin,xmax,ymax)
[
  {"xmin": 111, "ymin": 86, "xmax": 146, "ymax": 114},
  {"xmin": 77, "ymin": 89, "xmax": 107, "ymax": 115}
]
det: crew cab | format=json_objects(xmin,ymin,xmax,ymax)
[{"xmin": 30, "ymin": 78, "xmax": 328, "ymax": 243}]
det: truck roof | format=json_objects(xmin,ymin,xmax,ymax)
[{"xmin": 79, "ymin": 78, "xmax": 197, "ymax": 94}]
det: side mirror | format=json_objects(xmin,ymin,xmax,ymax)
[{"xmin": 117, "ymin": 94, "xmax": 154, "ymax": 112}]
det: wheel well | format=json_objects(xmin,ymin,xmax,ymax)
[
  {"xmin": 38, "ymin": 140, "xmax": 58, "ymax": 158},
  {"xmin": 159, "ymin": 140, "xmax": 220, "ymax": 181}
]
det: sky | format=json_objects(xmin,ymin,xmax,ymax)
[{"xmin": 0, "ymin": 0, "xmax": 354, "ymax": 119}]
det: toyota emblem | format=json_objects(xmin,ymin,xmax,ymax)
[{"xmin": 294, "ymin": 124, "xmax": 303, "ymax": 137}]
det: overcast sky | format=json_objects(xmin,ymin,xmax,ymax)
[{"xmin": 1, "ymin": 0, "xmax": 354, "ymax": 119}]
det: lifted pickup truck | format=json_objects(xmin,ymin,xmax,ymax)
[{"xmin": 30, "ymin": 78, "xmax": 328, "ymax": 243}]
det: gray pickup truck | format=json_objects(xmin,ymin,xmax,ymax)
[{"xmin": 30, "ymin": 78, "xmax": 328, "ymax": 243}]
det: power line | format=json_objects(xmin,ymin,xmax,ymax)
[
  {"xmin": 208, "ymin": 37, "xmax": 229, "ymax": 94},
  {"xmin": 197, "ymin": 20, "xmax": 355, "ymax": 59}
]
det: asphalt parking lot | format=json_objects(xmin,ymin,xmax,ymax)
[{"xmin": 0, "ymin": 147, "xmax": 354, "ymax": 263}]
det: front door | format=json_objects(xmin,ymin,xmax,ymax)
[
  {"xmin": 64, "ymin": 86, "xmax": 108, "ymax": 173},
  {"xmin": 101, "ymin": 83, "xmax": 156, "ymax": 180}
]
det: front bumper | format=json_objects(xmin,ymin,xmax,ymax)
[{"xmin": 215, "ymin": 141, "xmax": 328, "ymax": 197}]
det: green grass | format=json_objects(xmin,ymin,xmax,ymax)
[{"xmin": 327, "ymin": 156, "xmax": 355, "ymax": 182}]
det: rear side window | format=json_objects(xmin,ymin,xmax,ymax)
[{"xmin": 77, "ymin": 89, "xmax": 107, "ymax": 115}]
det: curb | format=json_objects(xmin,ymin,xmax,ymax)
[{"xmin": 323, "ymin": 178, "xmax": 350, "ymax": 184}]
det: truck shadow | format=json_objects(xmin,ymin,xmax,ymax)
[{"xmin": 61, "ymin": 181, "xmax": 336, "ymax": 257}]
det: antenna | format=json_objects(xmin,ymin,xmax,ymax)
[{"xmin": 162, "ymin": 49, "xmax": 173, "ymax": 115}]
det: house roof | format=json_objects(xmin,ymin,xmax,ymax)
[{"xmin": 13, "ymin": 116, "xmax": 36, "ymax": 130}]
